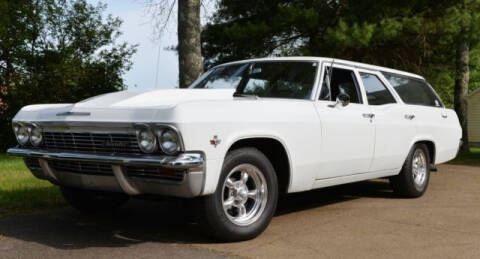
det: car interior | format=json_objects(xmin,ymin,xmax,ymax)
[{"xmin": 319, "ymin": 67, "xmax": 362, "ymax": 103}]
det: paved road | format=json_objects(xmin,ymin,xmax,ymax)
[{"xmin": 1, "ymin": 164, "xmax": 479, "ymax": 258}]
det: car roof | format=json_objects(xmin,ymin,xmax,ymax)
[{"xmin": 218, "ymin": 56, "xmax": 425, "ymax": 80}]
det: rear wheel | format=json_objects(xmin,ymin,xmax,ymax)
[
  {"xmin": 200, "ymin": 148, "xmax": 278, "ymax": 241},
  {"xmin": 60, "ymin": 186, "xmax": 129, "ymax": 213},
  {"xmin": 390, "ymin": 144, "xmax": 431, "ymax": 197}
]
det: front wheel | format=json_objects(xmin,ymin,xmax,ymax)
[
  {"xmin": 390, "ymin": 143, "xmax": 431, "ymax": 197},
  {"xmin": 200, "ymin": 148, "xmax": 278, "ymax": 241}
]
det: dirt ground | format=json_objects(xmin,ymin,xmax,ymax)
[{"xmin": 0, "ymin": 164, "xmax": 479, "ymax": 258}]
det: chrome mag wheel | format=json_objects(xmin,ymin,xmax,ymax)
[
  {"xmin": 222, "ymin": 163, "xmax": 268, "ymax": 226},
  {"xmin": 412, "ymin": 149, "xmax": 427, "ymax": 189}
]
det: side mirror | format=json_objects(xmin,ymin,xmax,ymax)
[
  {"xmin": 338, "ymin": 93, "xmax": 350, "ymax": 106},
  {"xmin": 329, "ymin": 93, "xmax": 350, "ymax": 108}
]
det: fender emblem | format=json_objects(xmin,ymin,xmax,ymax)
[{"xmin": 210, "ymin": 135, "xmax": 221, "ymax": 147}]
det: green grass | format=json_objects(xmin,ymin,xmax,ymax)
[
  {"xmin": 0, "ymin": 155, "xmax": 65, "ymax": 217},
  {"xmin": 450, "ymin": 147, "xmax": 480, "ymax": 166}
]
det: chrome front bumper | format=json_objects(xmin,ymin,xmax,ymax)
[{"xmin": 7, "ymin": 147, "xmax": 206, "ymax": 198}]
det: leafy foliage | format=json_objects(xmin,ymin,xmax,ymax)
[
  {"xmin": 202, "ymin": 0, "xmax": 480, "ymax": 107},
  {"xmin": 0, "ymin": 0, "xmax": 137, "ymax": 151}
]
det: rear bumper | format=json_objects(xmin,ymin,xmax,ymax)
[{"xmin": 7, "ymin": 147, "xmax": 206, "ymax": 198}]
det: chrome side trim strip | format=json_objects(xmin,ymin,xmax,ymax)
[
  {"xmin": 56, "ymin": 111, "xmax": 91, "ymax": 116},
  {"xmin": 7, "ymin": 147, "xmax": 204, "ymax": 169}
]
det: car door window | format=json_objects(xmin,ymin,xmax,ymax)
[
  {"xmin": 382, "ymin": 72, "xmax": 443, "ymax": 107},
  {"xmin": 319, "ymin": 67, "xmax": 362, "ymax": 104},
  {"xmin": 360, "ymin": 73, "xmax": 396, "ymax": 105}
]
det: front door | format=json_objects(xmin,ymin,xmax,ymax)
[{"xmin": 315, "ymin": 64, "xmax": 375, "ymax": 179}]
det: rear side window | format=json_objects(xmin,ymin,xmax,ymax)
[
  {"xmin": 382, "ymin": 73, "xmax": 442, "ymax": 107},
  {"xmin": 360, "ymin": 73, "xmax": 396, "ymax": 105}
]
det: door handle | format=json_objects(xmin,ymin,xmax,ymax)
[
  {"xmin": 362, "ymin": 113, "xmax": 375, "ymax": 119},
  {"xmin": 442, "ymin": 113, "xmax": 448, "ymax": 119},
  {"xmin": 404, "ymin": 114, "xmax": 415, "ymax": 120}
]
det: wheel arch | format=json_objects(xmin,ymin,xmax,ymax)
[
  {"xmin": 413, "ymin": 139, "xmax": 436, "ymax": 165},
  {"xmin": 225, "ymin": 137, "xmax": 292, "ymax": 194}
]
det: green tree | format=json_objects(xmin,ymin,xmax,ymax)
[
  {"xmin": 202, "ymin": 1, "xmax": 456, "ymax": 85},
  {"xmin": 0, "ymin": 0, "xmax": 136, "ymax": 151},
  {"xmin": 445, "ymin": 0, "xmax": 480, "ymax": 152}
]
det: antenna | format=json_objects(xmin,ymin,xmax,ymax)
[{"xmin": 154, "ymin": 43, "xmax": 162, "ymax": 88}]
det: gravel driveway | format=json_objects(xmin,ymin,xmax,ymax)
[{"xmin": 1, "ymin": 164, "xmax": 479, "ymax": 258}]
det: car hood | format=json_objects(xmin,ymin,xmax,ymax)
[
  {"xmin": 14, "ymin": 88, "xmax": 236, "ymax": 123},
  {"xmin": 74, "ymin": 88, "xmax": 236, "ymax": 109}
]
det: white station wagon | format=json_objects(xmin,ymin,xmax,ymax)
[{"xmin": 8, "ymin": 57, "xmax": 462, "ymax": 241}]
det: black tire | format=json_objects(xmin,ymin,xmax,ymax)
[
  {"xmin": 60, "ymin": 186, "xmax": 129, "ymax": 213},
  {"xmin": 390, "ymin": 143, "xmax": 431, "ymax": 198},
  {"xmin": 200, "ymin": 147, "xmax": 278, "ymax": 242}
]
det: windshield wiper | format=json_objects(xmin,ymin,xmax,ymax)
[{"xmin": 233, "ymin": 92, "xmax": 258, "ymax": 99}]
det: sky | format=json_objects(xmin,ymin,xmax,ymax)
[{"xmin": 86, "ymin": 0, "xmax": 214, "ymax": 90}]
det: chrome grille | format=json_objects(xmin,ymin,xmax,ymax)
[
  {"xmin": 43, "ymin": 132, "xmax": 141, "ymax": 154},
  {"xmin": 49, "ymin": 160, "xmax": 114, "ymax": 176},
  {"xmin": 125, "ymin": 166, "xmax": 184, "ymax": 182}
]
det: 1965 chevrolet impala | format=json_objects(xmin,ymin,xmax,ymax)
[{"xmin": 8, "ymin": 57, "xmax": 462, "ymax": 241}]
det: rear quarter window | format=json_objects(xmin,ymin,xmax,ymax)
[{"xmin": 382, "ymin": 72, "xmax": 443, "ymax": 107}]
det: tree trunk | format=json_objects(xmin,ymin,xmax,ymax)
[
  {"xmin": 454, "ymin": 37, "xmax": 470, "ymax": 153},
  {"xmin": 177, "ymin": 0, "xmax": 203, "ymax": 88}
]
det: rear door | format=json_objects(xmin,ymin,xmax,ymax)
[
  {"xmin": 314, "ymin": 64, "xmax": 375, "ymax": 179},
  {"xmin": 356, "ymin": 69, "xmax": 416, "ymax": 172}
]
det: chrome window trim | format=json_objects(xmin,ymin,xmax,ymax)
[
  {"xmin": 356, "ymin": 70, "xmax": 399, "ymax": 106},
  {"xmin": 381, "ymin": 72, "xmax": 445, "ymax": 108},
  {"xmin": 315, "ymin": 62, "xmax": 366, "ymax": 104}
]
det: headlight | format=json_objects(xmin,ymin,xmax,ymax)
[
  {"xmin": 137, "ymin": 128, "xmax": 157, "ymax": 153},
  {"xmin": 14, "ymin": 125, "xmax": 30, "ymax": 146},
  {"xmin": 30, "ymin": 124, "xmax": 43, "ymax": 147},
  {"xmin": 159, "ymin": 129, "xmax": 180, "ymax": 155}
]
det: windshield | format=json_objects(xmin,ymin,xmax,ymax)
[{"xmin": 190, "ymin": 61, "xmax": 318, "ymax": 100}]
